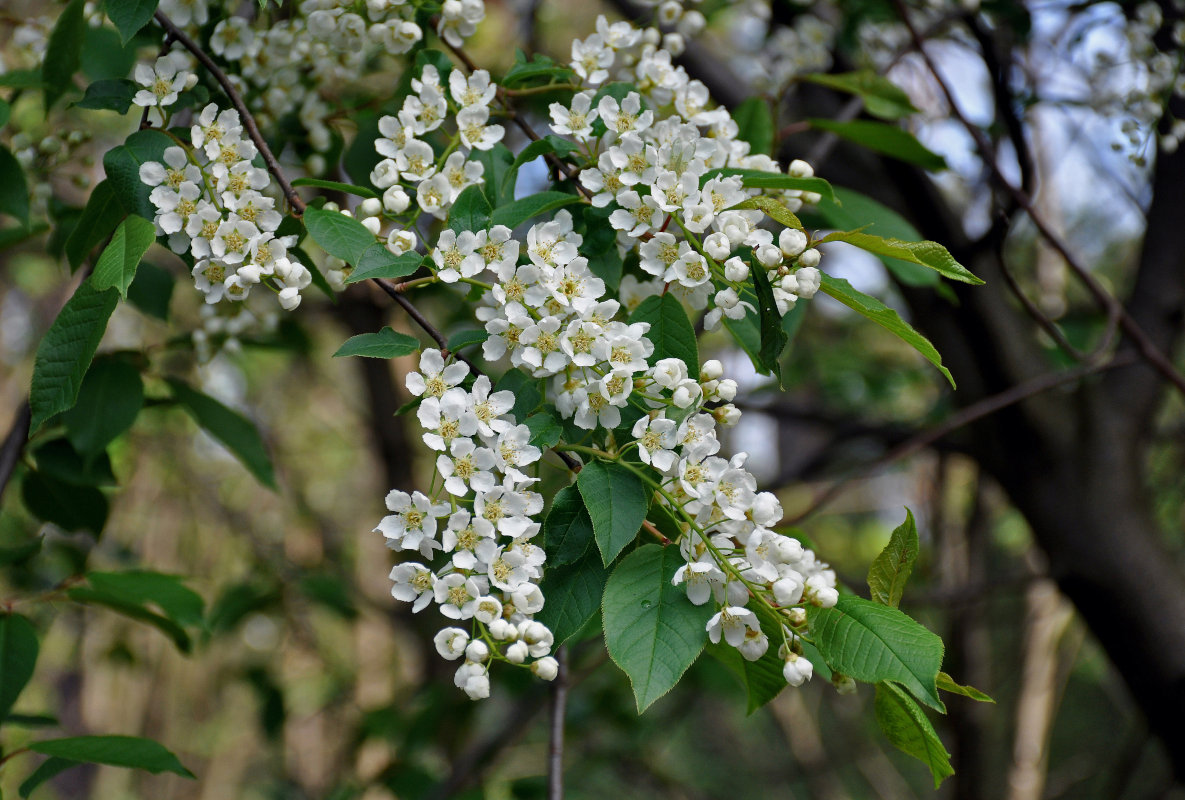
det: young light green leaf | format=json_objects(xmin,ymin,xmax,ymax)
[
  {"xmin": 820, "ymin": 230, "xmax": 983, "ymax": 285},
  {"xmin": 289, "ymin": 177, "xmax": 377, "ymax": 198},
  {"xmin": 868, "ymin": 508, "xmax": 920, "ymax": 608},
  {"xmin": 21, "ymin": 471, "xmax": 109, "ymax": 534},
  {"xmin": 65, "ymin": 180, "xmax": 125, "ymax": 269},
  {"xmin": 0, "ymin": 614, "xmax": 39, "ymax": 721},
  {"xmin": 343, "ymin": 247, "xmax": 423, "ymax": 284},
  {"xmin": 536, "ymin": 552, "xmax": 608, "ymax": 646},
  {"xmin": 815, "ymin": 187, "xmax": 937, "ymax": 287},
  {"xmin": 543, "ymin": 484, "xmax": 594, "ymax": 566},
  {"xmin": 74, "ymin": 78, "xmax": 137, "ymax": 112},
  {"xmin": 303, "ymin": 206, "xmax": 377, "ymax": 265},
  {"xmin": 0, "ymin": 145, "xmax": 30, "ymax": 226},
  {"xmin": 29, "ymin": 281, "xmax": 120, "ymax": 430},
  {"xmin": 86, "ymin": 570, "xmax": 205, "ymax": 628},
  {"xmin": 937, "ymin": 671, "xmax": 995, "ymax": 703},
  {"xmin": 29, "ymin": 736, "xmax": 194, "ymax": 779},
  {"xmin": 103, "ymin": 0, "xmax": 159, "ymax": 44},
  {"xmin": 803, "ymin": 71, "xmax": 918, "ymax": 120},
  {"xmin": 628, "ymin": 293, "xmax": 698, "ymax": 373},
  {"xmin": 808, "ymin": 119, "xmax": 947, "ymax": 171},
  {"xmin": 490, "ymin": 191, "xmax": 582, "ymax": 229},
  {"xmin": 818, "ymin": 273, "xmax": 955, "ymax": 388},
  {"xmin": 67, "ymin": 587, "xmax": 191, "ymax": 651},
  {"xmin": 732, "ymin": 96, "xmax": 775, "ymax": 156},
  {"xmin": 90, "ymin": 215, "xmax": 155, "ymax": 297},
  {"xmin": 732, "ymin": 195, "xmax": 805, "ymax": 231},
  {"xmin": 449, "ymin": 184, "xmax": 493, "ymax": 233},
  {"xmin": 102, "ymin": 129, "xmax": 172, "ymax": 219},
  {"xmin": 62, "ymin": 356, "xmax": 144, "ymax": 459},
  {"xmin": 875, "ymin": 681, "xmax": 955, "ymax": 788},
  {"xmin": 577, "ymin": 460, "xmax": 649, "ymax": 565},
  {"xmin": 166, "ymin": 379, "xmax": 277, "ymax": 489},
  {"xmin": 332, "ymin": 327, "xmax": 420, "ymax": 359},
  {"xmin": 807, "ymin": 595, "xmax": 945, "ymax": 711},
  {"xmin": 42, "ymin": 0, "xmax": 87, "ymax": 112},
  {"xmin": 603, "ymin": 544, "xmax": 713, "ymax": 712}
]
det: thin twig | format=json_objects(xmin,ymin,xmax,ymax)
[
  {"xmin": 785, "ymin": 351, "xmax": 1137, "ymax": 524},
  {"xmin": 0, "ymin": 402, "xmax": 30, "ymax": 504},
  {"xmin": 154, "ymin": 11, "xmax": 306, "ymax": 216},
  {"xmin": 547, "ymin": 645, "xmax": 569, "ymax": 800},
  {"xmin": 892, "ymin": 0, "xmax": 1185, "ymax": 399}
]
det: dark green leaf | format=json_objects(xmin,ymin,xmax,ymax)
[
  {"xmin": 298, "ymin": 573, "xmax": 358, "ymax": 620},
  {"xmin": 448, "ymin": 185, "xmax": 492, "ymax": 233},
  {"xmin": 102, "ymin": 129, "xmax": 172, "ymax": 219},
  {"xmin": 0, "ymin": 614, "xmax": 39, "ymax": 721},
  {"xmin": 0, "ymin": 70, "xmax": 43, "ymax": 89},
  {"xmin": 303, "ymin": 206, "xmax": 377, "ymax": 265},
  {"xmin": 19, "ymin": 756, "xmax": 79, "ymax": 799},
  {"xmin": 803, "ymin": 71, "xmax": 918, "ymax": 120},
  {"xmin": 67, "ymin": 587, "xmax": 191, "ymax": 651},
  {"xmin": 42, "ymin": 0, "xmax": 87, "ymax": 111},
  {"xmin": 29, "ymin": 736, "xmax": 194, "ymax": 779},
  {"xmin": 103, "ymin": 0, "xmax": 159, "ymax": 44},
  {"xmin": 808, "ymin": 119, "xmax": 947, "ymax": 170},
  {"xmin": 732, "ymin": 97, "xmax": 774, "ymax": 156},
  {"xmin": 0, "ymin": 537, "xmax": 44, "ymax": 566},
  {"xmin": 868, "ymin": 508, "xmax": 919, "ymax": 609},
  {"xmin": 447, "ymin": 329, "xmax": 488, "ymax": 351},
  {"xmin": 0, "ymin": 145, "xmax": 30, "ymax": 227},
  {"xmin": 501, "ymin": 51, "xmax": 576, "ymax": 88},
  {"xmin": 700, "ymin": 168, "xmax": 836, "ymax": 204},
  {"xmin": 126, "ymin": 262, "xmax": 173, "ymax": 320},
  {"xmin": 536, "ymin": 553, "xmax": 607, "ymax": 646},
  {"xmin": 814, "ymin": 187, "xmax": 937, "ymax": 287},
  {"xmin": 0, "ymin": 97, "xmax": 9, "ymax": 128},
  {"xmin": 875, "ymin": 681, "xmax": 954, "ymax": 788},
  {"xmin": 332, "ymin": 327, "xmax": 420, "ymax": 359},
  {"xmin": 603, "ymin": 544, "xmax": 712, "ymax": 711},
  {"xmin": 628, "ymin": 293, "xmax": 698, "ymax": 373},
  {"xmin": 80, "ymin": 25, "xmax": 138, "ymax": 81},
  {"xmin": 86, "ymin": 570, "xmax": 205, "ymax": 627},
  {"xmin": 90, "ymin": 214, "xmax": 155, "ymax": 297},
  {"xmin": 577, "ymin": 460, "xmax": 649, "ymax": 566},
  {"xmin": 752, "ymin": 263, "xmax": 788, "ymax": 382},
  {"xmin": 493, "ymin": 369, "xmax": 542, "ymax": 423},
  {"xmin": 818, "ymin": 273, "xmax": 955, "ymax": 387},
  {"xmin": 344, "ymin": 247, "xmax": 423, "ymax": 284},
  {"xmin": 21, "ymin": 471, "xmax": 108, "ymax": 534},
  {"xmin": 524, "ymin": 411, "xmax": 562, "ymax": 451},
  {"xmin": 205, "ymin": 582, "xmax": 278, "ymax": 635},
  {"xmin": 723, "ymin": 312, "xmax": 763, "ymax": 375},
  {"xmin": 490, "ymin": 192, "xmax": 582, "ymax": 229},
  {"xmin": 31, "ymin": 439, "xmax": 116, "ymax": 486},
  {"xmin": 166, "ymin": 379, "xmax": 277, "ymax": 488},
  {"xmin": 542, "ymin": 485, "xmax": 594, "ymax": 566},
  {"xmin": 62, "ymin": 357, "xmax": 144, "ymax": 459},
  {"xmin": 4, "ymin": 713, "xmax": 58, "ymax": 728},
  {"xmin": 29, "ymin": 281, "xmax": 120, "ymax": 430},
  {"xmin": 290, "ymin": 177, "xmax": 377, "ymax": 198},
  {"xmin": 73, "ymin": 78, "xmax": 137, "ymax": 112},
  {"xmin": 808, "ymin": 594, "xmax": 945, "ymax": 711},
  {"xmin": 65, "ymin": 180, "xmax": 126, "ymax": 270},
  {"xmin": 505, "ymin": 135, "xmax": 580, "ymax": 198},
  {"xmin": 937, "ymin": 672, "xmax": 995, "ymax": 703},
  {"xmin": 471, "ymin": 143, "xmax": 515, "ymax": 208},
  {"xmin": 819, "ymin": 230, "xmax": 983, "ymax": 285}
]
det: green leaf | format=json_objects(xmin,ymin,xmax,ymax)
[
  {"xmin": 0, "ymin": 97, "xmax": 10, "ymax": 128},
  {"xmin": 0, "ymin": 614, "xmax": 39, "ymax": 721},
  {"xmin": 0, "ymin": 70, "xmax": 43, "ymax": 89},
  {"xmin": 701, "ymin": 168, "xmax": 836, "ymax": 204},
  {"xmin": 490, "ymin": 191, "xmax": 582, "ymax": 229},
  {"xmin": 808, "ymin": 594, "xmax": 945, "ymax": 712},
  {"xmin": 21, "ymin": 471, "xmax": 108, "ymax": 534},
  {"xmin": 31, "ymin": 439, "xmax": 116, "ymax": 486},
  {"xmin": 818, "ymin": 273, "xmax": 955, "ymax": 388},
  {"xmin": 447, "ymin": 329, "xmax": 488, "ymax": 352},
  {"xmin": 62, "ymin": 356, "xmax": 144, "ymax": 459},
  {"xmin": 19, "ymin": 756, "xmax": 79, "ymax": 799},
  {"xmin": 723, "ymin": 312, "xmax": 763, "ymax": 374},
  {"xmin": 332, "ymin": 327, "xmax": 420, "ymax": 359},
  {"xmin": 732, "ymin": 195, "xmax": 804, "ymax": 231},
  {"xmin": 536, "ymin": 552, "xmax": 608, "ymax": 646},
  {"xmin": 73, "ymin": 78, "xmax": 137, "ymax": 113},
  {"xmin": 803, "ymin": 71, "xmax": 918, "ymax": 120},
  {"xmin": 875, "ymin": 681, "xmax": 954, "ymax": 788},
  {"xmin": 493, "ymin": 369, "xmax": 542, "ymax": 423},
  {"xmin": 542, "ymin": 485, "xmax": 594, "ymax": 566},
  {"xmin": 166, "ymin": 379, "xmax": 277, "ymax": 489},
  {"xmin": 501, "ymin": 50, "xmax": 576, "ymax": 88},
  {"xmin": 103, "ymin": 0, "xmax": 159, "ymax": 44},
  {"xmin": 867, "ymin": 508, "xmax": 919, "ymax": 609},
  {"xmin": 303, "ymin": 206, "xmax": 377, "ymax": 265},
  {"xmin": 448, "ymin": 184, "xmax": 492, "ymax": 233},
  {"xmin": 819, "ymin": 231, "xmax": 983, "ymax": 285},
  {"xmin": 752, "ymin": 263, "xmax": 788, "ymax": 382},
  {"xmin": 471, "ymin": 143, "xmax": 515, "ymax": 208},
  {"xmin": 808, "ymin": 119, "xmax": 947, "ymax": 170},
  {"xmin": 577, "ymin": 461, "xmax": 649, "ymax": 566},
  {"xmin": 732, "ymin": 97, "xmax": 774, "ymax": 156},
  {"xmin": 814, "ymin": 187, "xmax": 936, "ymax": 287},
  {"xmin": 126, "ymin": 262, "xmax": 173, "ymax": 320},
  {"xmin": 523, "ymin": 411, "xmax": 562, "ymax": 451},
  {"xmin": 80, "ymin": 26, "xmax": 138, "ymax": 82},
  {"xmin": 90, "ymin": 215, "xmax": 155, "ymax": 297},
  {"xmin": 707, "ymin": 601, "xmax": 792, "ymax": 713},
  {"xmin": 0, "ymin": 537, "xmax": 44, "ymax": 566},
  {"xmin": 4, "ymin": 713, "xmax": 58, "ymax": 728},
  {"xmin": 289, "ymin": 177, "xmax": 377, "ymax": 198},
  {"xmin": 299, "ymin": 572, "xmax": 358, "ymax": 620},
  {"xmin": 42, "ymin": 0, "xmax": 87, "ymax": 112},
  {"xmin": 29, "ymin": 736, "xmax": 194, "ymax": 779},
  {"xmin": 86, "ymin": 570, "xmax": 205, "ymax": 628},
  {"xmin": 0, "ymin": 145, "xmax": 30, "ymax": 227},
  {"xmin": 102, "ymin": 129, "xmax": 172, "ymax": 219},
  {"xmin": 67, "ymin": 587, "xmax": 191, "ymax": 651},
  {"xmin": 628, "ymin": 293, "xmax": 698, "ymax": 373},
  {"xmin": 343, "ymin": 247, "xmax": 423, "ymax": 284},
  {"xmin": 29, "ymin": 281, "xmax": 120, "ymax": 430},
  {"xmin": 65, "ymin": 180, "xmax": 125, "ymax": 270},
  {"xmin": 603, "ymin": 544, "xmax": 713, "ymax": 711},
  {"xmin": 505, "ymin": 135, "xmax": 580, "ymax": 198},
  {"xmin": 936, "ymin": 671, "xmax": 995, "ymax": 703}
]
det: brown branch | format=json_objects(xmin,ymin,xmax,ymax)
[
  {"xmin": 0, "ymin": 402, "xmax": 30, "ymax": 504},
  {"xmin": 153, "ymin": 10, "xmax": 306, "ymax": 217},
  {"xmin": 892, "ymin": 0, "xmax": 1185, "ymax": 400}
]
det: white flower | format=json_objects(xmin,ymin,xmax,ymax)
[
  {"xmin": 434, "ymin": 573, "xmax": 484, "ymax": 619},
  {"xmin": 133, "ymin": 56, "xmax": 189, "ymax": 108},
  {"xmin": 571, "ymin": 33, "xmax": 614, "ymax": 86},
  {"xmin": 597, "ymin": 92, "xmax": 653, "ymax": 136},
  {"xmin": 450, "ymin": 68, "xmax": 497, "ymax": 108},
  {"xmin": 457, "ymin": 105, "xmax": 505, "ymax": 151},
  {"xmin": 434, "ymin": 627, "xmax": 469, "ymax": 660},
  {"xmin": 406, "ymin": 349, "xmax": 469, "ymax": 398},
  {"xmin": 389, "ymin": 562, "xmax": 436, "ymax": 612},
  {"xmin": 437, "ymin": 438, "xmax": 497, "ymax": 497},
  {"xmin": 550, "ymin": 92, "xmax": 599, "ymax": 139},
  {"xmin": 782, "ymin": 652, "xmax": 814, "ymax": 687},
  {"xmin": 672, "ymin": 561, "xmax": 721, "ymax": 605},
  {"xmin": 417, "ymin": 387, "xmax": 479, "ymax": 451},
  {"xmin": 706, "ymin": 605, "xmax": 760, "ymax": 647},
  {"xmin": 469, "ymin": 375, "xmax": 515, "ymax": 436},
  {"xmin": 631, "ymin": 415, "xmax": 679, "ymax": 472},
  {"xmin": 433, "ymin": 229, "xmax": 484, "ymax": 283},
  {"xmin": 416, "ymin": 173, "xmax": 453, "ymax": 218}
]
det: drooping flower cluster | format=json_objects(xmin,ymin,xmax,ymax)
[
  {"xmin": 377, "ymin": 349, "xmax": 558, "ymax": 699},
  {"xmin": 138, "ymin": 103, "xmax": 313, "ymax": 311}
]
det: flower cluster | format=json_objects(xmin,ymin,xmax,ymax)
[
  {"xmin": 377, "ymin": 349, "xmax": 558, "ymax": 699},
  {"xmin": 138, "ymin": 103, "xmax": 313, "ymax": 311}
]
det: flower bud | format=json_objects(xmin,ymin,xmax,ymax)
[
  {"xmin": 383, "ymin": 185, "xmax": 411, "ymax": 214},
  {"xmin": 488, "ymin": 619, "xmax": 516, "ymax": 640},
  {"xmin": 788, "ymin": 159, "xmax": 814, "ymax": 178},
  {"xmin": 798, "ymin": 248, "xmax": 821, "ymax": 268},
  {"xmin": 505, "ymin": 640, "xmax": 529, "ymax": 663},
  {"xmin": 672, "ymin": 379, "xmax": 703, "ymax": 409},
  {"xmin": 714, "ymin": 287, "xmax": 739, "ymax": 309},
  {"xmin": 795, "ymin": 266, "xmax": 821, "ymax": 298},
  {"xmin": 359, "ymin": 197, "xmax": 383, "ymax": 218},
  {"xmin": 387, "ymin": 229, "xmax": 416, "ymax": 255},
  {"xmin": 782, "ymin": 652, "xmax": 814, "ymax": 686},
  {"xmin": 662, "ymin": 32, "xmax": 686, "ymax": 55},
  {"xmin": 700, "ymin": 359, "xmax": 723, "ymax": 381},
  {"xmin": 465, "ymin": 640, "xmax": 490, "ymax": 663},
  {"xmin": 704, "ymin": 232, "xmax": 732, "ymax": 260},
  {"xmin": 434, "ymin": 627, "xmax": 469, "ymax": 660},
  {"xmin": 723, "ymin": 256, "xmax": 749, "ymax": 283},
  {"xmin": 532, "ymin": 656, "xmax": 560, "ymax": 681},
  {"xmin": 715, "ymin": 378, "xmax": 737, "ymax": 401},
  {"xmin": 278, "ymin": 287, "xmax": 302, "ymax": 311},
  {"xmin": 714, "ymin": 403, "xmax": 742, "ymax": 426},
  {"xmin": 360, "ymin": 215, "xmax": 382, "ymax": 235},
  {"xmin": 779, "ymin": 228, "xmax": 808, "ymax": 257}
]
